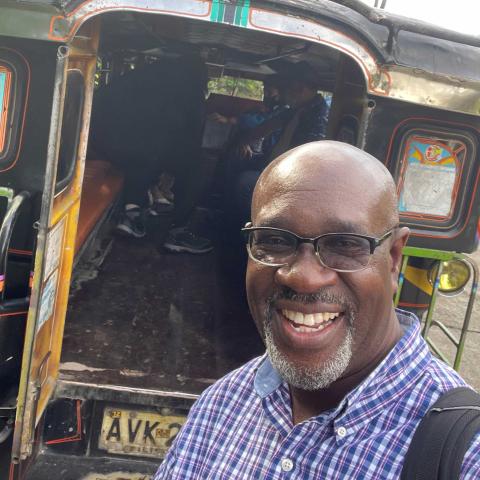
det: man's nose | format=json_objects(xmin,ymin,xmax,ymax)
[{"xmin": 274, "ymin": 244, "xmax": 338, "ymax": 293}]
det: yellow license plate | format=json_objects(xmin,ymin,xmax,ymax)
[{"xmin": 98, "ymin": 407, "xmax": 187, "ymax": 458}]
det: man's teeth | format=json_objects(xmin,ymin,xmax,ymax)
[{"xmin": 281, "ymin": 309, "xmax": 340, "ymax": 331}]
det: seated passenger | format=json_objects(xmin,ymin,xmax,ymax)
[
  {"xmin": 218, "ymin": 75, "xmax": 286, "ymax": 171},
  {"xmin": 89, "ymin": 55, "xmax": 212, "ymax": 253},
  {"xmin": 231, "ymin": 62, "xmax": 330, "ymax": 226}
]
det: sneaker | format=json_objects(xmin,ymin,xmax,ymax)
[
  {"xmin": 116, "ymin": 205, "xmax": 146, "ymax": 238},
  {"xmin": 147, "ymin": 173, "xmax": 175, "ymax": 216},
  {"xmin": 163, "ymin": 227, "xmax": 213, "ymax": 254}
]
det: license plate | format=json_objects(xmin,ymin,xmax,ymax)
[{"xmin": 98, "ymin": 406, "xmax": 187, "ymax": 458}]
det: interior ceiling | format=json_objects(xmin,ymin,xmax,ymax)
[{"xmin": 99, "ymin": 11, "xmax": 340, "ymax": 80}]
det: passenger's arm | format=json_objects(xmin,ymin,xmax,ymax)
[{"xmin": 236, "ymin": 108, "xmax": 291, "ymax": 145}]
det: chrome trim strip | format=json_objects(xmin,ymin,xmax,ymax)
[{"xmin": 56, "ymin": 379, "xmax": 200, "ymax": 400}]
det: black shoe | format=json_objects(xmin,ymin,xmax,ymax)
[
  {"xmin": 116, "ymin": 206, "xmax": 146, "ymax": 238},
  {"xmin": 163, "ymin": 227, "xmax": 213, "ymax": 254}
]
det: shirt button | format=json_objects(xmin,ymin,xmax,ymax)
[
  {"xmin": 281, "ymin": 458, "xmax": 294, "ymax": 472},
  {"xmin": 337, "ymin": 426, "xmax": 347, "ymax": 438}
]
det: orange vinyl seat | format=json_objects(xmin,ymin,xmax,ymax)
[{"xmin": 74, "ymin": 160, "xmax": 124, "ymax": 255}]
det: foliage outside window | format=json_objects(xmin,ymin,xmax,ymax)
[{"xmin": 208, "ymin": 76, "xmax": 263, "ymax": 100}]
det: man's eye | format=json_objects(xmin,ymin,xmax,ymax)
[
  {"xmin": 257, "ymin": 235, "xmax": 290, "ymax": 247},
  {"xmin": 325, "ymin": 236, "xmax": 365, "ymax": 252}
]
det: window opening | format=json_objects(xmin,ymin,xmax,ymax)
[
  {"xmin": 208, "ymin": 76, "xmax": 263, "ymax": 101},
  {"xmin": 55, "ymin": 70, "xmax": 85, "ymax": 194}
]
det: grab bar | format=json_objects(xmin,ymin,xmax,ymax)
[{"xmin": 0, "ymin": 191, "xmax": 31, "ymax": 302}]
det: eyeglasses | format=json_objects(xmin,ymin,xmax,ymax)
[{"xmin": 241, "ymin": 224, "xmax": 396, "ymax": 272}]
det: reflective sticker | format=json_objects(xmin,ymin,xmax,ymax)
[
  {"xmin": 37, "ymin": 269, "xmax": 58, "ymax": 333},
  {"xmin": 0, "ymin": 71, "xmax": 5, "ymax": 114},
  {"xmin": 0, "ymin": 67, "xmax": 11, "ymax": 154},
  {"xmin": 44, "ymin": 216, "xmax": 66, "ymax": 280}
]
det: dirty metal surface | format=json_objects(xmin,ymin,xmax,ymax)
[{"xmin": 59, "ymin": 237, "xmax": 263, "ymax": 398}]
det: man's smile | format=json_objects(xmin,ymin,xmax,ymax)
[
  {"xmin": 268, "ymin": 302, "xmax": 348, "ymax": 350},
  {"xmin": 281, "ymin": 309, "xmax": 341, "ymax": 332}
]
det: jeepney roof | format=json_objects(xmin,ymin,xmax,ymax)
[{"xmin": 4, "ymin": 0, "xmax": 480, "ymax": 85}]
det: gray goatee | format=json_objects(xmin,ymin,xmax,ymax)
[{"xmin": 263, "ymin": 289, "xmax": 355, "ymax": 391}]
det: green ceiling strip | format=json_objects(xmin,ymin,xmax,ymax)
[
  {"xmin": 211, "ymin": 0, "xmax": 250, "ymax": 26},
  {"xmin": 210, "ymin": 0, "xmax": 220, "ymax": 22},
  {"xmin": 234, "ymin": 5, "xmax": 242, "ymax": 25},
  {"xmin": 217, "ymin": 1, "xmax": 226, "ymax": 23},
  {"xmin": 240, "ymin": 0, "xmax": 250, "ymax": 27}
]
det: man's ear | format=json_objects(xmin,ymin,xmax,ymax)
[{"xmin": 390, "ymin": 227, "xmax": 410, "ymax": 292}]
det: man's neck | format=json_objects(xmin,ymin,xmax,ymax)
[{"xmin": 289, "ymin": 316, "xmax": 403, "ymax": 424}]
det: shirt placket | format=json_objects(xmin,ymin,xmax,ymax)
[
  {"xmin": 261, "ymin": 388, "xmax": 334, "ymax": 479},
  {"xmin": 265, "ymin": 420, "xmax": 332, "ymax": 479}
]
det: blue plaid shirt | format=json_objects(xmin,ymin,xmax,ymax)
[{"xmin": 155, "ymin": 311, "xmax": 480, "ymax": 479}]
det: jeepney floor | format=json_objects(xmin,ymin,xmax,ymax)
[{"xmin": 59, "ymin": 236, "xmax": 264, "ymax": 397}]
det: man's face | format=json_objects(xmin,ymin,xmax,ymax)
[
  {"xmin": 246, "ymin": 161, "xmax": 402, "ymax": 391},
  {"xmin": 284, "ymin": 81, "xmax": 314, "ymax": 107},
  {"xmin": 263, "ymin": 85, "xmax": 281, "ymax": 110}
]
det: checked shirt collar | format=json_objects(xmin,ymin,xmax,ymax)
[{"xmin": 253, "ymin": 309, "xmax": 430, "ymax": 439}]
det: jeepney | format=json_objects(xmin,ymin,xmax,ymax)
[{"xmin": 0, "ymin": 1, "xmax": 479, "ymax": 478}]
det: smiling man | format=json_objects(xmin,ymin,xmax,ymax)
[{"xmin": 154, "ymin": 141, "xmax": 479, "ymax": 479}]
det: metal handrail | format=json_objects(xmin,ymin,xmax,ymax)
[
  {"xmin": 395, "ymin": 246, "xmax": 478, "ymax": 371},
  {"xmin": 0, "ymin": 191, "xmax": 31, "ymax": 302}
]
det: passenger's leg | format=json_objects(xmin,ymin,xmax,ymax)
[
  {"xmin": 116, "ymin": 154, "xmax": 162, "ymax": 238},
  {"xmin": 234, "ymin": 170, "xmax": 260, "ymax": 227},
  {"xmin": 163, "ymin": 148, "xmax": 214, "ymax": 254}
]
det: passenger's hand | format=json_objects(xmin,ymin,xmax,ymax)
[
  {"xmin": 236, "ymin": 144, "xmax": 253, "ymax": 160},
  {"xmin": 208, "ymin": 112, "xmax": 231, "ymax": 124}
]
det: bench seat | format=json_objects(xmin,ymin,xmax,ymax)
[{"xmin": 75, "ymin": 160, "xmax": 124, "ymax": 256}]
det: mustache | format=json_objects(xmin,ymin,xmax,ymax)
[
  {"xmin": 267, "ymin": 285, "xmax": 351, "ymax": 306},
  {"xmin": 265, "ymin": 286, "xmax": 357, "ymax": 329}
]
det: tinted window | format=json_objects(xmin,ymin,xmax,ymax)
[
  {"xmin": 55, "ymin": 69, "xmax": 84, "ymax": 193},
  {"xmin": 0, "ymin": 49, "xmax": 28, "ymax": 170}
]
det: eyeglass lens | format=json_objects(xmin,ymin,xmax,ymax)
[{"xmin": 249, "ymin": 229, "xmax": 372, "ymax": 271}]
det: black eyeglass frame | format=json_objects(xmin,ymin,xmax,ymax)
[{"xmin": 241, "ymin": 224, "xmax": 397, "ymax": 272}]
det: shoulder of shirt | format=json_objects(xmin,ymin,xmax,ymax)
[
  {"xmin": 400, "ymin": 350, "xmax": 475, "ymax": 421},
  {"xmin": 425, "ymin": 354, "xmax": 471, "ymax": 392},
  {"xmin": 190, "ymin": 355, "xmax": 266, "ymax": 411}
]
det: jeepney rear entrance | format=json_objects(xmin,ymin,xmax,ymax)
[{"xmin": 0, "ymin": 1, "xmax": 479, "ymax": 479}]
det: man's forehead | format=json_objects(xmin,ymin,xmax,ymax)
[
  {"xmin": 258, "ymin": 169, "xmax": 375, "ymax": 211},
  {"xmin": 253, "ymin": 150, "xmax": 390, "ymax": 233},
  {"xmin": 254, "ymin": 187, "xmax": 374, "ymax": 235},
  {"xmin": 265, "ymin": 154, "xmax": 368, "ymax": 190}
]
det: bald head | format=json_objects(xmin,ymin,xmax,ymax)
[
  {"xmin": 252, "ymin": 141, "xmax": 398, "ymax": 234},
  {"xmin": 246, "ymin": 141, "xmax": 409, "ymax": 401}
]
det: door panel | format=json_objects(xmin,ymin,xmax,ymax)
[{"xmin": 11, "ymin": 20, "xmax": 99, "ymax": 466}]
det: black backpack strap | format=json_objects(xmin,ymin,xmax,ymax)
[{"xmin": 401, "ymin": 387, "xmax": 480, "ymax": 480}]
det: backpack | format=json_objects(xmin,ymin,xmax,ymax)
[{"xmin": 401, "ymin": 387, "xmax": 480, "ymax": 479}]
